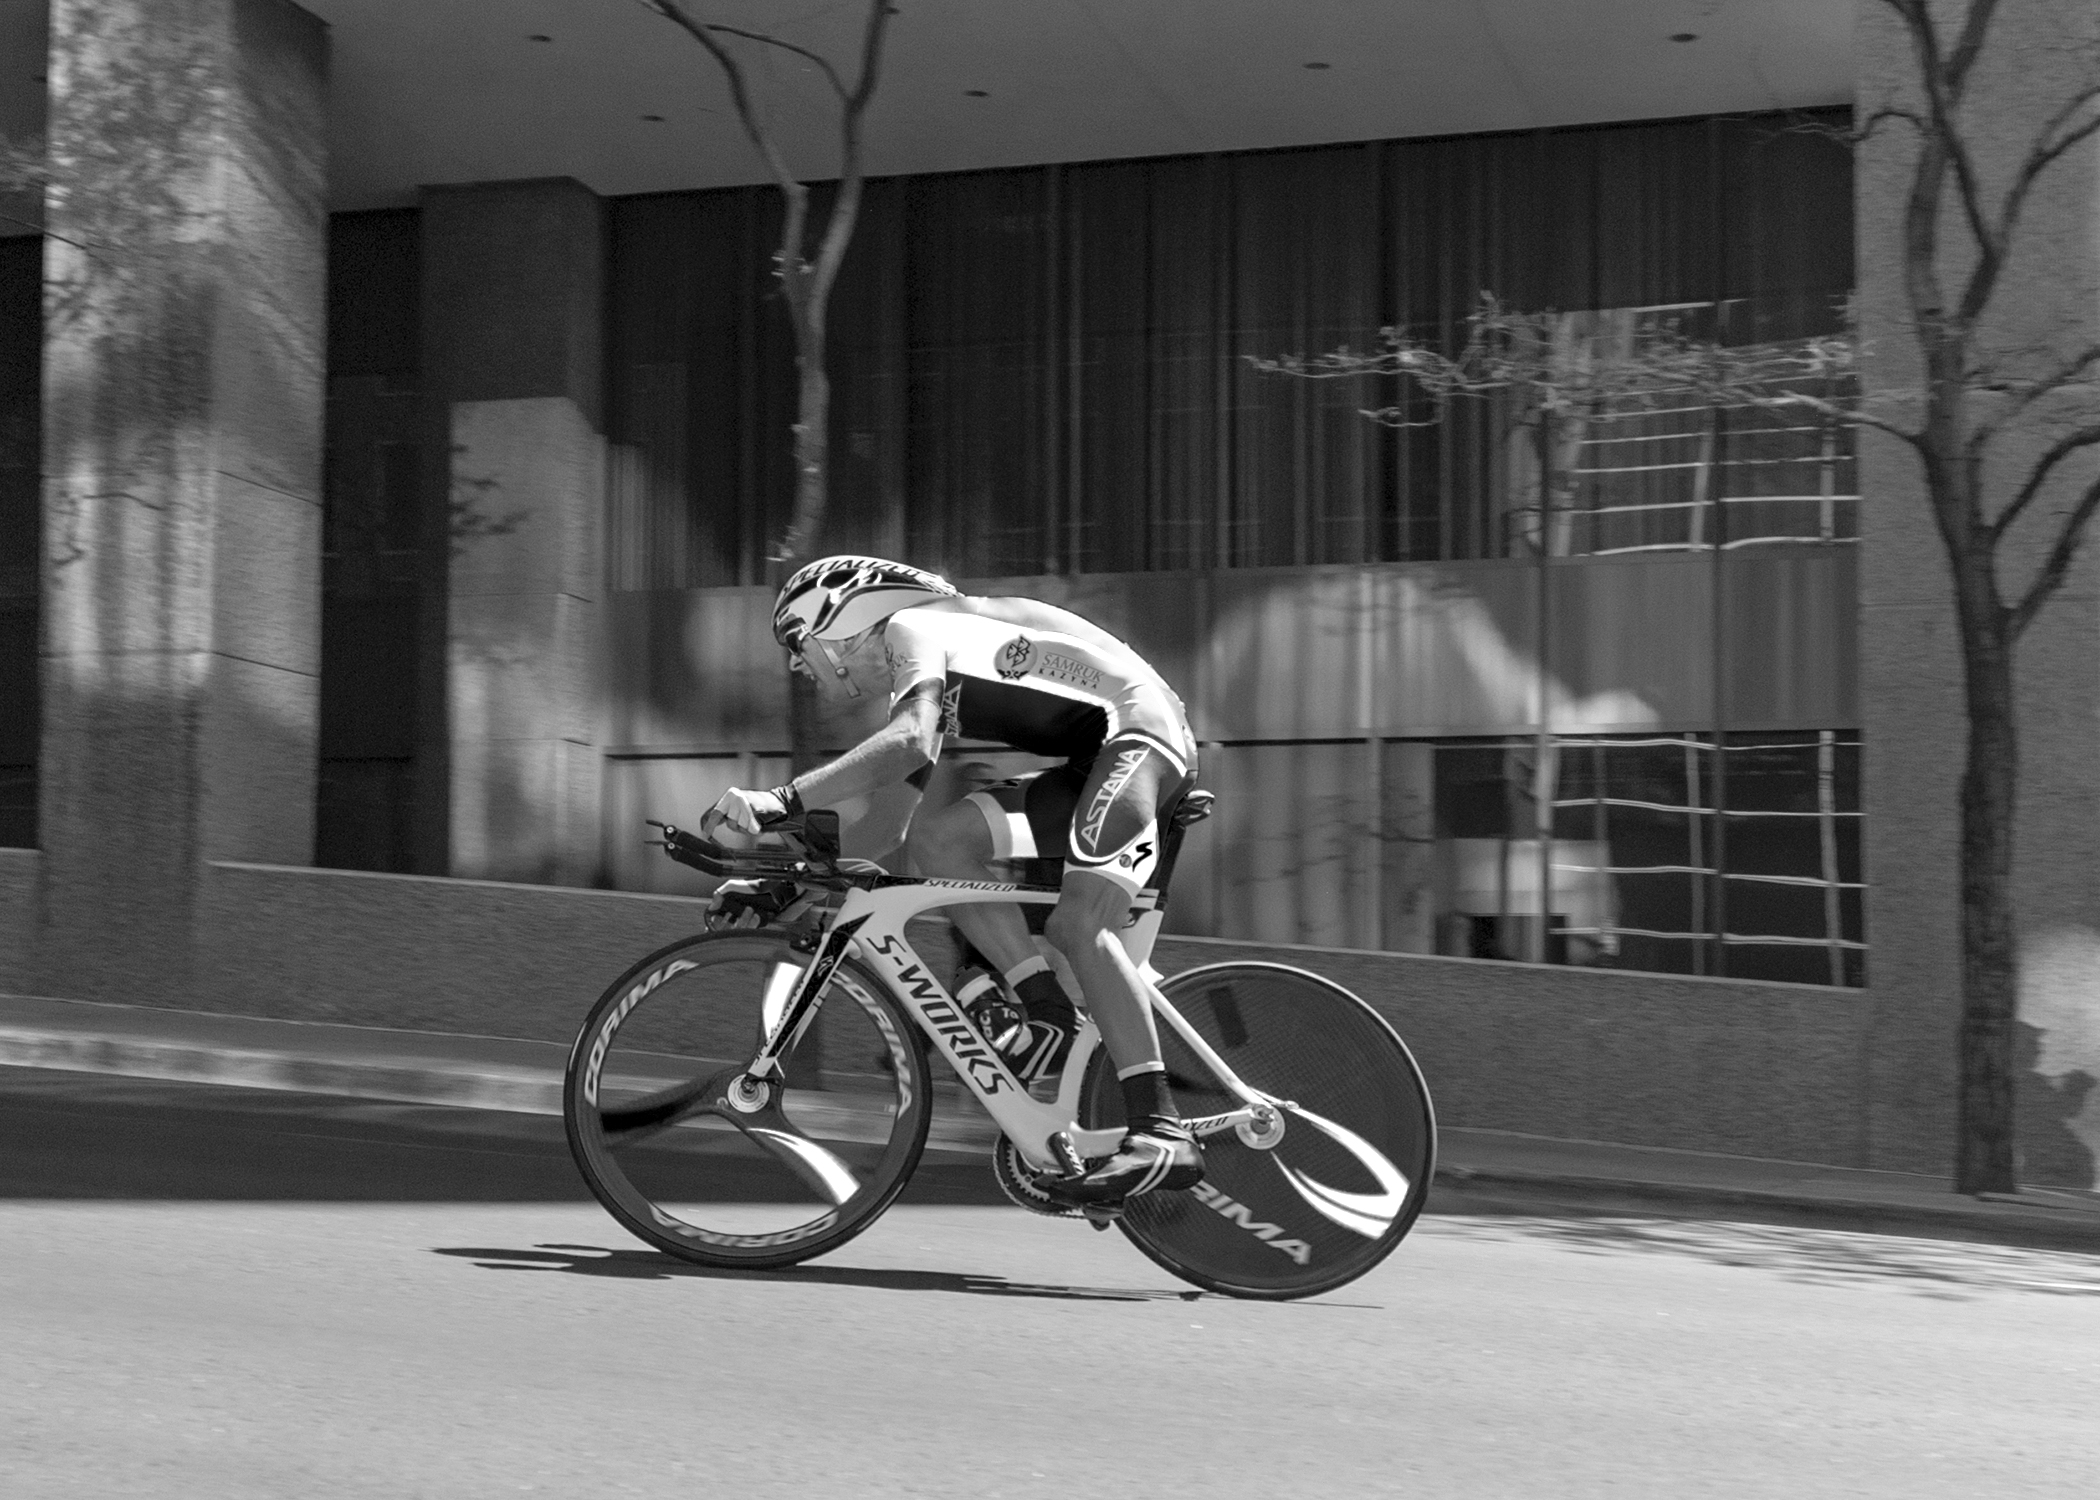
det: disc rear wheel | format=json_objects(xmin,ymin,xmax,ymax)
[
  {"xmin": 1083, "ymin": 962, "xmax": 1437, "ymax": 1300},
  {"xmin": 564, "ymin": 931, "xmax": 932, "ymax": 1270}
]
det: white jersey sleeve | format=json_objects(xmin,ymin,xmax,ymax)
[{"xmin": 882, "ymin": 609, "xmax": 950, "ymax": 708}]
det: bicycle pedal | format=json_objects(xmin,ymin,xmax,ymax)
[
  {"xmin": 1046, "ymin": 1130, "xmax": 1087, "ymax": 1178},
  {"xmin": 1082, "ymin": 1205, "xmax": 1122, "ymax": 1231}
]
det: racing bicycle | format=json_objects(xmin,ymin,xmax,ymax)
[{"xmin": 562, "ymin": 806, "xmax": 1437, "ymax": 1300}]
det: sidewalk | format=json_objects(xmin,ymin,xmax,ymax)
[{"xmin": 6, "ymin": 992, "xmax": 2098, "ymax": 1252}]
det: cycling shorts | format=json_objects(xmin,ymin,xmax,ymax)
[{"xmin": 963, "ymin": 733, "xmax": 1197, "ymax": 897}]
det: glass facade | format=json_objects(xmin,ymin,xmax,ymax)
[
  {"xmin": 317, "ymin": 209, "xmax": 424, "ymax": 873},
  {"xmin": 604, "ymin": 110, "xmax": 1854, "ymax": 584},
  {"xmin": 1428, "ymin": 732, "xmax": 1863, "ymax": 987},
  {"xmin": 299, "ymin": 109, "xmax": 1868, "ymax": 983},
  {"xmin": 0, "ymin": 234, "xmax": 37, "ymax": 849},
  {"xmin": 595, "ymin": 109, "xmax": 1863, "ymax": 984}
]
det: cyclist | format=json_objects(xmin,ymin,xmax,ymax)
[{"xmin": 707, "ymin": 555, "xmax": 1204, "ymax": 1207}]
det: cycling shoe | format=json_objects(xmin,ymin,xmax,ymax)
[{"xmin": 1035, "ymin": 1122, "xmax": 1204, "ymax": 1207}]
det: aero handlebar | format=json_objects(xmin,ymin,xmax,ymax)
[{"xmin": 647, "ymin": 810, "xmax": 880, "ymax": 890}]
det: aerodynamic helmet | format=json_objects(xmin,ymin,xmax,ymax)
[{"xmin": 771, "ymin": 555, "xmax": 960, "ymax": 653}]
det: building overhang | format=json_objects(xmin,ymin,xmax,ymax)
[{"xmin": 0, "ymin": 0, "xmax": 1852, "ymax": 224}]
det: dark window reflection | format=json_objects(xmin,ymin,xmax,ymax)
[{"xmin": 1423, "ymin": 731, "xmax": 1862, "ymax": 986}]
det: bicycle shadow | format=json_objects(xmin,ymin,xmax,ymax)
[{"xmin": 432, "ymin": 1242, "xmax": 1203, "ymax": 1302}]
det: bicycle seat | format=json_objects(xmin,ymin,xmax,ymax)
[{"xmin": 1171, "ymin": 788, "xmax": 1216, "ymax": 828}]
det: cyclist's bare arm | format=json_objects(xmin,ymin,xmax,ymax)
[
  {"xmin": 842, "ymin": 782, "xmax": 922, "ymax": 865},
  {"xmin": 788, "ymin": 679, "xmax": 942, "ymax": 810}
]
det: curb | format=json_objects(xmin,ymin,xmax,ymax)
[
  {"xmin": 9, "ymin": 1022, "xmax": 2100, "ymax": 1252},
  {"xmin": 1431, "ymin": 1164, "xmax": 2100, "ymax": 1253},
  {"xmin": 0, "ymin": 1027, "xmax": 564, "ymax": 1115},
  {"xmin": 0, "ymin": 1024, "xmax": 1002, "ymax": 1155}
]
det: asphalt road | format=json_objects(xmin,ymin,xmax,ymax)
[{"xmin": 5, "ymin": 1068, "xmax": 2100, "ymax": 1499}]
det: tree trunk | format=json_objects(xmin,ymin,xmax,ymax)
[
  {"xmin": 781, "ymin": 350, "xmax": 830, "ymax": 568},
  {"xmin": 783, "ymin": 318, "xmax": 831, "ymax": 776},
  {"xmin": 1953, "ymin": 585, "xmax": 2020, "ymax": 1195}
]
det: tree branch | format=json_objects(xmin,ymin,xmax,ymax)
[
  {"xmin": 1849, "ymin": 104, "xmax": 1930, "ymax": 144},
  {"xmin": 1877, "ymin": 1, "xmax": 2020, "ymax": 328},
  {"xmin": 1988, "ymin": 421, "xmax": 2100, "ymax": 544},
  {"xmin": 808, "ymin": 0, "xmax": 893, "ymax": 312},
  {"xmin": 1968, "ymin": 342, "xmax": 2100, "ymax": 454},
  {"xmin": 846, "ymin": 0, "xmax": 892, "ymax": 114},
  {"xmin": 2010, "ymin": 467, "xmax": 2100, "ymax": 638},
  {"xmin": 699, "ymin": 23, "xmax": 849, "ymax": 103},
  {"xmin": 639, "ymin": 0, "xmax": 809, "ymax": 198},
  {"xmin": 1940, "ymin": 0, "xmax": 2001, "ymax": 95},
  {"xmin": 1875, "ymin": 3, "xmax": 1959, "ymax": 335},
  {"xmin": 1993, "ymin": 82, "xmax": 2100, "ymax": 271}
]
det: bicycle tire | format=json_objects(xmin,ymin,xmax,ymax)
[
  {"xmin": 564, "ymin": 930, "xmax": 933, "ymax": 1270},
  {"xmin": 1083, "ymin": 961, "xmax": 1437, "ymax": 1300}
]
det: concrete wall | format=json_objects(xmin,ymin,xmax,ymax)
[
  {"xmin": 195, "ymin": 862, "xmax": 702, "ymax": 1038},
  {"xmin": 0, "ymin": 848, "xmax": 34, "ymax": 996},
  {"xmin": 1153, "ymin": 936, "xmax": 1871, "ymax": 1165},
  {"xmin": 84, "ymin": 860, "xmax": 1877, "ymax": 1168}
]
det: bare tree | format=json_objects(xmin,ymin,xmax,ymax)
[
  {"xmin": 637, "ymin": 0, "xmax": 895, "ymax": 767},
  {"xmin": 1834, "ymin": 0, "xmax": 2100, "ymax": 1195}
]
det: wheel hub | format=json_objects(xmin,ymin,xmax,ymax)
[
  {"xmin": 724, "ymin": 1074, "xmax": 773, "ymax": 1113},
  {"xmin": 1234, "ymin": 1102, "xmax": 1286, "ymax": 1150}
]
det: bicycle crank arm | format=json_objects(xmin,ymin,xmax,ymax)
[{"xmin": 1179, "ymin": 1097, "xmax": 1293, "ymax": 1150}]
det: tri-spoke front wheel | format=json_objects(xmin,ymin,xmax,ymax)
[{"xmin": 563, "ymin": 931, "xmax": 932, "ymax": 1270}]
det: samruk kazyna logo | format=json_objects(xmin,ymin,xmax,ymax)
[{"xmin": 995, "ymin": 634, "xmax": 1037, "ymax": 680}]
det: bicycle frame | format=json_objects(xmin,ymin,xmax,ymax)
[{"xmin": 745, "ymin": 876, "xmax": 1285, "ymax": 1172}]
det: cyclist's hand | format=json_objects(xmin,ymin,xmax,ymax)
[{"xmin": 708, "ymin": 786, "xmax": 791, "ymax": 836}]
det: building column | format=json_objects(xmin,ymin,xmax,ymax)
[
  {"xmin": 420, "ymin": 180, "xmax": 604, "ymax": 886},
  {"xmin": 1856, "ymin": 0, "xmax": 2100, "ymax": 1182},
  {"xmin": 36, "ymin": 0, "xmax": 326, "ymax": 1000}
]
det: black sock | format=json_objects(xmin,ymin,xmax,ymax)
[
  {"xmin": 1118, "ymin": 1065, "xmax": 1179, "ymax": 1132},
  {"xmin": 1012, "ymin": 971, "xmax": 1076, "ymax": 1032}
]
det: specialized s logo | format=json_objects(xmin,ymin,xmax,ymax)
[
  {"xmin": 995, "ymin": 635, "xmax": 1037, "ymax": 680},
  {"xmin": 1078, "ymin": 747, "xmax": 1150, "ymax": 852}
]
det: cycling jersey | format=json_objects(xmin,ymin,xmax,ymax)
[{"xmin": 881, "ymin": 598, "xmax": 1197, "ymax": 767}]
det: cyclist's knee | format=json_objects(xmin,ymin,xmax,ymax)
[
  {"xmin": 1042, "ymin": 902, "xmax": 1096, "ymax": 962},
  {"xmin": 1044, "ymin": 874, "xmax": 1127, "ymax": 960}
]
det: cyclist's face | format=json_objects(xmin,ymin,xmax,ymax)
[
  {"xmin": 834, "ymin": 624, "xmax": 893, "ymax": 699},
  {"xmin": 792, "ymin": 625, "xmax": 888, "ymax": 702}
]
